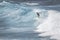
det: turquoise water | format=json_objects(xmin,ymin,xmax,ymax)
[{"xmin": 0, "ymin": 1, "xmax": 59, "ymax": 40}]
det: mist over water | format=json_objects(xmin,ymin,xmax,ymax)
[{"xmin": 0, "ymin": 1, "xmax": 60, "ymax": 40}]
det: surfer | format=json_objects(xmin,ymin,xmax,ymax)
[{"xmin": 36, "ymin": 12, "xmax": 40, "ymax": 18}]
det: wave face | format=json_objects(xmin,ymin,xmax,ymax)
[
  {"xmin": 0, "ymin": 1, "xmax": 49, "ymax": 40},
  {"xmin": 0, "ymin": 1, "xmax": 37, "ymax": 40},
  {"xmin": 0, "ymin": 1, "xmax": 60, "ymax": 40}
]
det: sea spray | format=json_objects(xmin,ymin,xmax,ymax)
[{"xmin": 35, "ymin": 10, "xmax": 60, "ymax": 40}]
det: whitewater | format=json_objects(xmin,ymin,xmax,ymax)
[
  {"xmin": 0, "ymin": 1, "xmax": 60, "ymax": 40},
  {"xmin": 35, "ymin": 10, "xmax": 60, "ymax": 40}
]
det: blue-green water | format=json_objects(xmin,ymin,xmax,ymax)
[{"xmin": 0, "ymin": 1, "xmax": 59, "ymax": 40}]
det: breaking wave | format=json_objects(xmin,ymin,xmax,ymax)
[
  {"xmin": 0, "ymin": 1, "xmax": 60, "ymax": 40},
  {"xmin": 35, "ymin": 10, "xmax": 60, "ymax": 40}
]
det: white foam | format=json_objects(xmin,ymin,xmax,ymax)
[
  {"xmin": 22, "ymin": 2, "xmax": 39, "ymax": 6},
  {"xmin": 35, "ymin": 10, "xmax": 60, "ymax": 40}
]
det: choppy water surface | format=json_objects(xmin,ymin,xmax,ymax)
[{"xmin": 0, "ymin": 1, "xmax": 60, "ymax": 40}]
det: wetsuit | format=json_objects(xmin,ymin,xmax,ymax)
[{"xmin": 37, "ymin": 12, "xmax": 40, "ymax": 18}]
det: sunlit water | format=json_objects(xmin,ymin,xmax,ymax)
[{"xmin": 0, "ymin": 1, "xmax": 60, "ymax": 40}]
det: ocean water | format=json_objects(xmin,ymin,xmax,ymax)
[{"xmin": 0, "ymin": 1, "xmax": 60, "ymax": 40}]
